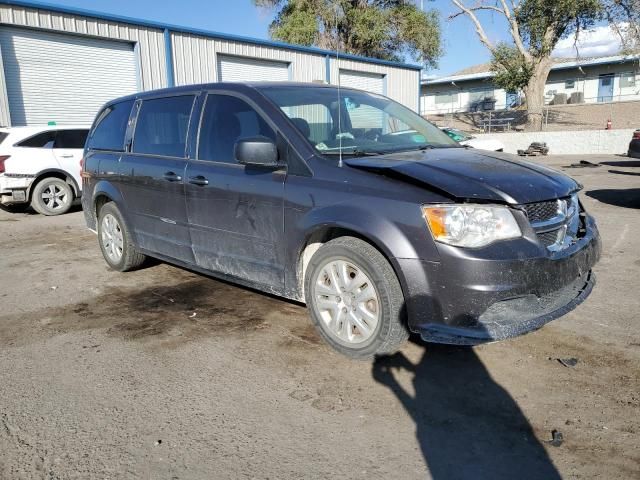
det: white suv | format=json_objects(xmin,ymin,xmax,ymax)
[{"xmin": 0, "ymin": 125, "xmax": 88, "ymax": 215}]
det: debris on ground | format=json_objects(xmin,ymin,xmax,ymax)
[
  {"xmin": 548, "ymin": 430, "xmax": 564, "ymax": 447},
  {"xmin": 566, "ymin": 160, "xmax": 601, "ymax": 168},
  {"xmin": 557, "ymin": 357, "xmax": 579, "ymax": 368},
  {"xmin": 518, "ymin": 142, "xmax": 549, "ymax": 156}
]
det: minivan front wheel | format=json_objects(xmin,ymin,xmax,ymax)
[
  {"xmin": 97, "ymin": 202, "xmax": 146, "ymax": 271},
  {"xmin": 304, "ymin": 237, "xmax": 409, "ymax": 359}
]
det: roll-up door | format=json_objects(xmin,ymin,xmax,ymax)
[
  {"xmin": 0, "ymin": 26, "xmax": 138, "ymax": 126},
  {"xmin": 339, "ymin": 69, "xmax": 384, "ymax": 94},
  {"xmin": 217, "ymin": 55, "xmax": 290, "ymax": 82}
]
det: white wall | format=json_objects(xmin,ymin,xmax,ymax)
[{"xmin": 475, "ymin": 128, "xmax": 635, "ymax": 155}]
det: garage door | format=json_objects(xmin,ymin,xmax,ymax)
[
  {"xmin": 0, "ymin": 26, "xmax": 138, "ymax": 126},
  {"xmin": 217, "ymin": 55, "xmax": 290, "ymax": 82},
  {"xmin": 339, "ymin": 70, "xmax": 384, "ymax": 95}
]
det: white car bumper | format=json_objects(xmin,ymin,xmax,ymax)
[{"xmin": 0, "ymin": 174, "xmax": 34, "ymax": 204}]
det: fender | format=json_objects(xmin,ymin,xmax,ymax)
[
  {"xmin": 89, "ymin": 180, "xmax": 138, "ymax": 243},
  {"xmin": 27, "ymin": 168, "xmax": 81, "ymax": 198},
  {"xmin": 297, "ymin": 202, "xmax": 431, "ymax": 261}
]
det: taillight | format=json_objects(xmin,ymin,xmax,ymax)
[
  {"xmin": 0, "ymin": 155, "xmax": 9, "ymax": 174},
  {"xmin": 633, "ymin": 131, "xmax": 640, "ymax": 140}
]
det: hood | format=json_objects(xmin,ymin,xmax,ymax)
[{"xmin": 343, "ymin": 148, "xmax": 579, "ymax": 204}]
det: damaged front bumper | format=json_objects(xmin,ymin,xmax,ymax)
[
  {"xmin": 0, "ymin": 174, "xmax": 34, "ymax": 205},
  {"xmin": 400, "ymin": 214, "xmax": 601, "ymax": 345}
]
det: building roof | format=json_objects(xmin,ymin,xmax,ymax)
[
  {"xmin": 423, "ymin": 53, "xmax": 640, "ymax": 85},
  {"xmin": 0, "ymin": 0, "xmax": 423, "ymax": 71}
]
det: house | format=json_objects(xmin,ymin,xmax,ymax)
[{"xmin": 421, "ymin": 54, "xmax": 640, "ymax": 115}]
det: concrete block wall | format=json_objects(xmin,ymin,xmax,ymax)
[{"xmin": 476, "ymin": 128, "xmax": 636, "ymax": 155}]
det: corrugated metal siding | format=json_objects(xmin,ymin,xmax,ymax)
[
  {"xmin": 0, "ymin": 3, "xmax": 166, "ymax": 90},
  {"xmin": 171, "ymin": 32, "xmax": 326, "ymax": 87},
  {"xmin": 0, "ymin": 40, "xmax": 10, "ymax": 126},
  {"xmin": 331, "ymin": 58, "xmax": 419, "ymax": 111},
  {"xmin": 0, "ymin": 26, "xmax": 138, "ymax": 125}
]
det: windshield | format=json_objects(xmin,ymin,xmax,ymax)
[{"xmin": 259, "ymin": 86, "xmax": 458, "ymax": 156}]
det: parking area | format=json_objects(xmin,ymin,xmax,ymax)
[{"xmin": 0, "ymin": 154, "xmax": 638, "ymax": 479}]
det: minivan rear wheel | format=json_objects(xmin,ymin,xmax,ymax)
[
  {"xmin": 97, "ymin": 202, "xmax": 146, "ymax": 271},
  {"xmin": 31, "ymin": 177, "xmax": 73, "ymax": 216},
  {"xmin": 304, "ymin": 236, "xmax": 409, "ymax": 359}
]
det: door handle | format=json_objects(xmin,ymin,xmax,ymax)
[
  {"xmin": 188, "ymin": 175, "xmax": 209, "ymax": 186},
  {"xmin": 59, "ymin": 154, "xmax": 74, "ymax": 158},
  {"xmin": 163, "ymin": 171, "xmax": 182, "ymax": 182}
]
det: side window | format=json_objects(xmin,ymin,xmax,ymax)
[
  {"xmin": 17, "ymin": 131, "xmax": 57, "ymax": 148},
  {"xmin": 87, "ymin": 100, "xmax": 134, "ymax": 151},
  {"xmin": 54, "ymin": 129, "xmax": 89, "ymax": 149},
  {"xmin": 198, "ymin": 94, "xmax": 276, "ymax": 164},
  {"xmin": 133, "ymin": 95, "xmax": 195, "ymax": 157}
]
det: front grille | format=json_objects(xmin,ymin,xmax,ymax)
[
  {"xmin": 537, "ymin": 229, "xmax": 561, "ymax": 248},
  {"xmin": 523, "ymin": 200, "xmax": 560, "ymax": 223}
]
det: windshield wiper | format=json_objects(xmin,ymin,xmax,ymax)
[{"xmin": 322, "ymin": 149, "xmax": 382, "ymax": 157}]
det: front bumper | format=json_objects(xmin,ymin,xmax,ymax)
[
  {"xmin": 399, "ymin": 214, "xmax": 601, "ymax": 345},
  {"xmin": 0, "ymin": 174, "xmax": 34, "ymax": 205}
]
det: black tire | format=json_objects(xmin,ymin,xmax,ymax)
[
  {"xmin": 97, "ymin": 202, "xmax": 146, "ymax": 272},
  {"xmin": 304, "ymin": 236, "xmax": 409, "ymax": 359},
  {"xmin": 30, "ymin": 177, "xmax": 73, "ymax": 216}
]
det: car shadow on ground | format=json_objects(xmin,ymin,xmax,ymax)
[
  {"xmin": 0, "ymin": 202, "xmax": 83, "ymax": 216},
  {"xmin": 373, "ymin": 336, "xmax": 561, "ymax": 480},
  {"xmin": 599, "ymin": 160, "xmax": 640, "ymax": 168},
  {"xmin": 586, "ymin": 188, "xmax": 640, "ymax": 209}
]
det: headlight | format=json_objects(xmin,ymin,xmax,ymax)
[{"xmin": 422, "ymin": 204, "xmax": 522, "ymax": 248}]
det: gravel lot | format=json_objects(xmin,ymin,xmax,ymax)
[{"xmin": 1, "ymin": 154, "xmax": 638, "ymax": 479}]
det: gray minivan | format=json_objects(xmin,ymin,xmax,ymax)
[{"xmin": 82, "ymin": 83, "xmax": 600, "ymax": 358}]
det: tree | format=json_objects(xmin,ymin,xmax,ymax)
[
  {"xmin": 450, "ymin": 0, "xmax": 602, "ymax": 130},
  {"xmin": 602, "ymin": 0, "xmax": 640, "ymax": 51},
  {"xmin": 253, "ymin": 0, "xmax": 442, "ymax": 69}
]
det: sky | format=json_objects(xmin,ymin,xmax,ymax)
[{"xmin": 44, "ymin": 0, "xmax": 623, "ymax": 78}]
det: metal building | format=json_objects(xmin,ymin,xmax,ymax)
[{"xmin": 0, "ymin": 0, "xmax": 421, "ymax": 127}]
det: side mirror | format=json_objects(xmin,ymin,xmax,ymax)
[{"xmin": 235, "ymin": 136, "xmax": 280, "ymax": 168}]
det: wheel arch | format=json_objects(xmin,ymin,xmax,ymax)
[
  {"xmin": 295, "ymin": 215, "xmax": 417, "ymax": 302},
  {"xmin": 27, "ymin": 168, "xmax": 81, "ymax": 200}
]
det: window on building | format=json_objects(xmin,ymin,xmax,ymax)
[
  {"xmin": 198, "ymin": 94, "xmax": 276, "ymax": 164},
  {"xmin": 87, "ymin": 100, "xmax": 134, "ymax": 151},
  {"xmin": 54, "ymin": 129, "xmax": 89, "ymax": 149},
  {"xmin": 133, "ymin": 96, "xmax": 195, "ymax": 157},
  {"xmin": 435, "ymin": 93, "xmax": 458, "ymax": 105},
  {"xmin": 565, "ymin": 79, "xmax": 575, "ymax": 89},
  {"xmin": 620, "ymin": 72, "xmax": 636, "ymax": 88},
  {"xmin": 17, "ymin": 131, "xmax": 57, "ymax": 148}
]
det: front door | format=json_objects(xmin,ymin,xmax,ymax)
[
  {"xmin": 184, "ymin": 92, "xmax": 286, "ymax": 289},
  {"xmin": 119, "ymin": 94, "xmax": 197, "ymax": 263},
  {"xmin": 597, "ymin": 74, "xmax": 614, "ymax": 102}
]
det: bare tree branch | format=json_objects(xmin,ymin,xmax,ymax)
[
  {"xmin": 496, "ymin": 0, "xmax": 530, "ymax": 59},
  {"xmin": 449, "ymin": 0, "xmax": 496, "ymax": 51}
]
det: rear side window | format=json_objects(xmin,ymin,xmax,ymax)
[
  {"xmin": 198, "ymin": 94, "xmax": 276, "ymax": 163},
  {"xmin": 133, "ymin": 95, "xmax": 195, "ymax": 158},
  {"xmin": 0, "ymin": 132, "xmax": 8, "ymax": 145},
  {"xmin": 54, "ymin": 129, "xmax": 89, "ymax": 149},
  {"xmin": 87, "ymin": 99, "xmax": 134, "ymax": 151},
  {"xmin": 17, "ymin": 130, "xmax": 57, "ymax": 148}
]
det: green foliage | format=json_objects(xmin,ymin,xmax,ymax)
[
  {"xmin": 254, "ymin": 0, "xmax": 442, "ymax": 68},
  {"xmin": 516, "ymin": 0, "xmax": 602, "ymax": 56},
  {"xmin": 490, "ymin": 43, "xmax": 534, "ymax": 93}
]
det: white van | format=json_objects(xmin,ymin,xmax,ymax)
[{"xmin": 0, "ymin": 125, "xmax": 88, "ymax": 215}]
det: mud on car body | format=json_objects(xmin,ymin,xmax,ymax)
[{"xmin": 81, "ymin": 83, "xmax": 601, "ymax": 358}]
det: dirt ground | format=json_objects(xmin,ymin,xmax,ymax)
[{"xmin": 0, "ymin": 154, "xmax": 638, "ymax": 480}]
